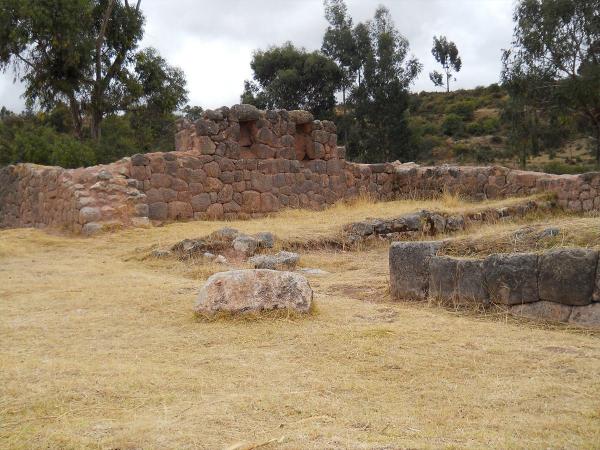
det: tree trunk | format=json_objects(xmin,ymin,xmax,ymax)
[{"xmin": 67, "ymin": 94, "xmax": 83, "ymax": 139}]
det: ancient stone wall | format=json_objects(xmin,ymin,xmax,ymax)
[
  {"xmin": 389, "ymin": 242, "xmax": 600, "ymax": 328},
  {"xmin": 1, "ymin": 104, "xmax": 600, "ymax": 234}
]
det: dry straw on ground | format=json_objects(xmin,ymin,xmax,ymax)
[{"xmin": 1, "ymin": 195, "xmax": 599, "ymax": 449}]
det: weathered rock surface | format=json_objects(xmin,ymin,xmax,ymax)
[
  {"xmin": 194, "ymin": 269, "xmax": 313, "ymax": 315},
  {"xmin": 568, "ymin": 303, "xmax": 600, "ymax": 328},
  {"xmin": 538, "ymin": 248, "xmax": 598, "ymax": 305},
  {"xmin": 232, "ymin": 235, "xmax": 259, "ymax": 256},
  {"xmin": 483, "ymin": 253, "xmax": 538, "ymax": 305},
  {"xmin": 510, "ymin": 301, "xmax": 573, "ymax": 323},
  {"xmin": 455, "ymin": 259, "xmax": 488, "ymax": 304},
  {"xmin": 389, "ymin": 241, "xmax": 443, "ymax": 300},
  {"xmin": 255, "ymin": 231, "xmax": 275, "ymax": 249},
  {"xmin": 429, "ymin": 256, "xmax": 459, "ymax": 301},
  {"xmin": 249, "ymin": 251, "xmax": 299, "ymax": 270}
]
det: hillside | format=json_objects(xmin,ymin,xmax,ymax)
[{"xmin": 408, "ymin": 85, "xmax": 598, "ymax": 174}]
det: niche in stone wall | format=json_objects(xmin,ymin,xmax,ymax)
[
  {"xmin": 295, "ymin": 123, "xmax": 313, "ymax": 160},
  {"xmin": 239, "ymin": 120, "xmax": 255, "ymax": 148}
]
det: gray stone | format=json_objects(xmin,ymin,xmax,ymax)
[
  {"xmin": 483, "ymin": 253, "xmax": 538, "ymax": 305},
  {"xmin": 456, "ymin": 259, "xmax": 489, "ymax": 304},
  {"xmin": 171, "ymin": 238, "xmax": 207, "ymax": 257},
  {"xmin": 254, "ymin": 231, "xmax": 275, "ymax": 249},
  {"xmin": 194, "ymin": 269, "xmax": 313, "ymax": 315},
  {"xmin": 429, "ymin": 256, "xmax": 459, "ymax": 301},
  {"xmin": 232, "ymin": 235, "xmax": 259, "ymax": 256},
  {"xmin": 82, "ymin": 222, "xmax": 102, "ymax": 236},
  {"xmin": 595, "ymin": 265, "xmax": 600, "ymax": 302},
  {"xmin": 510, "ymin": 301, "xmax": 573, "ymax": 323},
  {"xmin": 148, "ymin": 202, "xmax": 168, "ymax": 220},
  {"xmin": 79, "ymin": 206, "xmax": 101, "ymax": 224},
  {"xmin": 210, "ymin": 227, "xmax": 240, "ymax": 242},
  {"xmin": 425, "ymin": 213, "xmax": 446, "ymax": 234},
  {"xmin": 391, "ymin": 214, "xmax": 422, "ymax": 232},
  {"xmin": 249, "ymin": 251, "xmax": 299, "ymax": 270},
  {"xmin": 538, "ymin": 227, "xmax": 560, "ymax": 238},
  {"xmin": 195, "ymin": 119, "xmax": 219, "ymax": 136},
  {"xmin": 389, "ymin": 241, "xmax": 444, "ymax": 301},
  {"xmin": 288, "ymin": 110, "xmax": 314, "ymax": 124},
  {"xmin": 232, "ymin": 104, "xmax": 261, "ymax": 121},
  {"xmin": 131, "ymin": 154, "xmax": 150, "ymax": 166},
  {"xmin": 568, "ymin": 303, "xmax": 600, "ymax": 328},
  {"xmin": 345, "ymin": 221, "xmax": 375, "ymax": 237},
  {"xmin": 445, "ymin": 215, "xmax": 465, "ymax": 232},
  {"xmin": 538, "ymin": 248, "xmax": 598, "ymax": 306}
]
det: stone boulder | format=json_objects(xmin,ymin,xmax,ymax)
[
  {"xmin": 538, "ymin": 248, "xmax": 598, "ymax": 306},
  {"xmin": 249, "ymin": 251, "xmax": 299, "ymax": 270},
  {"xmin": 483, "ymin": 253, "xmax": 538, "ymax": 305},
  {"xmin": 389, "ymin": 241, "xmax": 443, "ymax": 301},
  {"xmin": 455, "ymin": 259, "xmax": 489, "ymax": 304},
  {"xmin": 210, "ymin": 227, "xmax": 240, "ymax": 243},
  {"xmin": 194, "ymin": 269, "xmax": 313, "ymax": 316},
  {"xmin": 232, "ymin": 235, "xmax": 259, "ymax": 256},
  {"xmin": 510, "ymin": 301, "xmax": 573, "ymax": 323},
  {"xmin": 429, "ymin": 256, "xmax": 489, "ymax": 304},
  {"xmin": 254, "ymin": 231, "xmax": 275, "ymax": 249},
  {"xmin": 568, "ymin": 303, "xmax": 600, "ymax": 328},
  {"xmin": 429, "ymin": 256, "xmax": 459, "ymax": 301}
]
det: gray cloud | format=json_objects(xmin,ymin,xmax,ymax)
[{"xmin": 0, "ymin": 0, "xmax": 515, "ymax": 111}]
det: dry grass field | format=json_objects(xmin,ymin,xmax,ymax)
[{"xmin": 1, "ymin": 196, "xmax": 600, "ymax": 449}]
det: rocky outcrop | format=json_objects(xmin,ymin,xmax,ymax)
[
  {"xmin": 194, "ymin": 269, "xmax": 313, "ymax": 316},
  {"xmin": 389, "ymin": 244, "xmax": 600, "ymax": 328},
  {"xmin": 249, "ymin": 251, "xmax": 300, "ymax": 270},
  {"xmin": 343, "ymin": 199, "xmax": 552, "ymax": 242}
]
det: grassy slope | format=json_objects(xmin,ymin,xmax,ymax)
[
  {"xmin": 410, "ymin": 86, "xmax": 597, "ymax": 172},
  {"xmin": 1, "ymin": 198, "xmax": 599, "ymax": 449}
]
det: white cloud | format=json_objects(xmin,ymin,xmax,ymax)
[{"xmin": 0, "ymin": 0, "xmax": 516, "ymax": 112}]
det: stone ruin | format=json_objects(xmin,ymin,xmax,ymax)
[
  {"xmin": 389, "ymin": 242, "xmax": 600, "ymax": 328},
  {"xmin": 1, "ymin": 103, "xmax": 600, "ymax": 234}
]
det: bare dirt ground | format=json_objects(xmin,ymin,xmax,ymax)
[{"xmin": 1, "ymin": 197, "xmax": 599, "ymax": 449}]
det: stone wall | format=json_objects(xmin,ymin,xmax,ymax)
[
  {"xmin": 1, "ymin": 104, "xmax": 600, "ymax": 234},
  {"xmin": 389, "ymin": 242, "xmax": 600, "ymax": 328}
]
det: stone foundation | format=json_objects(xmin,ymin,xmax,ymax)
[
  {"xmin": 1, "ymin": 104, "xmax": 600, "ymax": 234},
  {"xmin": 389, "ymin": 242, "xmax": 600, "ymax": 328}
]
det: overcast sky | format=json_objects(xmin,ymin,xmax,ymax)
[{"xmin": 0, "ymin": 0, "xmax": 516, "ymax": 112}]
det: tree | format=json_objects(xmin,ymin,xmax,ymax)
[
  {"xmin": 429, "ymin": 36, "xmax": 462, "ymax": 92},
  {"xmin": 0, "ymin": 0, "xmax": 187, "ymax": 141},
  {"xmin": 502, "ymin": 0, "xmax": 600, "ymax": 166},
  {"xmin": 241, "ymin": 42, "xmax": 343, "ymax": 118},
  {"xmin": 347, "ymin": 6, "xmax": 422, "ymax": 162}
]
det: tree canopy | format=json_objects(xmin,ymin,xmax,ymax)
[
  {"xmin": 241, "ymin": 42, "xmax": 343, "ymax": 118},
  {"xmin": 502, "ymin": 0, "xmax": 600, "ymax": 166},
  {"xmin": 429, "ymin": 36, "xmax": 462, "ymax": 92},
  {"xmin": 0, "ymin": 0, "xmax": 188, "ymax": 141}
]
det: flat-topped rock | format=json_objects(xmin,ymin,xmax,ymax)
[{"xmin": 194, "ymin": 269, "xmax": 313, "ymax": 316}]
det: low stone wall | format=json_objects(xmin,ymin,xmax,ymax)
[
  {"xmin": 389, "ymin": 242, "xmax": 600, "ymax": 328},
  {"xmin": 1, "ymin": 104, "xmax": 600, "ymax": 234}
]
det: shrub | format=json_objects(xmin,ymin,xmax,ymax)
[
  {"xmin": 442, "ymin": 114, "xmax": 465, "ymax": 136},
  {"xmin": 445, "ymin": 99, "xmax": 477, "ymax": 121}
]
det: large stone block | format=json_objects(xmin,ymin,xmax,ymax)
[
  {"xmin": 389, "ymin": 241, "xmax": 443, "ymax": 301},
  {"xmin": 194, "ymin": 269, "xmax": 312, "ymax": 316},
  {"xmin": 456, "ymin": 259, "xmax": 488, "ymax": 304},
  {"xmin": 429, "ymin": 256, "xmax": 459, "ymax": 301},
  {"xmin": 483, "ymin": 253, "xmax": 538, "ymax": 305},
  {"xmin": 538, "ymin": 248, "xmax": 598, "ymax": 306},
  {"xmin": 568, "ymin": 303, "xmax": 600, "ymax": 328},
  {"xmin": 510, "ymin": 301, "xmax": 573, "ymax": 323},
  {"xmin": 148, "ymin": 202, "xmax": 168, "ymax": 220}
]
